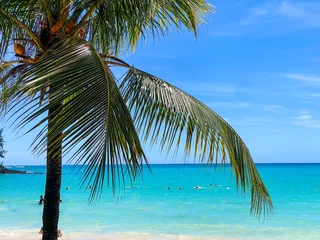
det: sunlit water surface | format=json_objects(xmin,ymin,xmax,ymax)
[{"xmin": 0, "ymin": 164, "xmax": 319, "ymax": 239}]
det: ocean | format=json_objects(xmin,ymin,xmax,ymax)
[{"xmin": 0, "ymin": 164, "xmax": 319, "ymax": 240}]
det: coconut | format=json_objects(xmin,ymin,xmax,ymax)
[
  {"xmin": 78, "ymin": 28, "xmax": 85, "ymax": 38},
  {"xmin": 65, "ymin": 21, "xmax": 75, "ymax": 34},
  {"xmin": 50, "ymin": 21, "xmax": 63, "ymax": 34},
  {"xmin": 34, "ymin": 55, "xmax": 40, "ymax": 63},
  {"xmin": 14, "ymin": 43, "xmax": 25, "ymax": 55}
]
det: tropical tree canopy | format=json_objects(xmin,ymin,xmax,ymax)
[{"xmin": 0, "ymin": 0, "xmax": 272, "ymax": 221}]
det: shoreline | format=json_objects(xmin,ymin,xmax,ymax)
[
  {"xmin": 0, "ymin": 229, "xmax": 318, "ymax": 240},
  {"xmin": 0, "ymin": 229, "xmax": 234, "ymax": 240}
]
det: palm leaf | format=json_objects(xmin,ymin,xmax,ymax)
[
  {"xmin": 0, "ymin": 0, "xmax": 213, "ymax": 58},
  {"xmin": 120, "ymin": 67, "xmax": 273, "ymax": 217},
  {"xmin": 0, "ymin": 60, "xmax": 28, "ymax": 112},
  {"xmin": 82, "ymin": 0, "xmax": 214, "ymax": 54},
  {"xmin": 1, "ymin": 38, "xmax": 148, "ymax": 200}
]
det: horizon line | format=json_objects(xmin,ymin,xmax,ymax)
[{"xmin": 4, "ymin": 162, "xmax": 320, "ymax": 166}]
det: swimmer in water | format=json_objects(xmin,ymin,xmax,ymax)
[{"xmin": 39, "ymin": 195, "xmax": 45, "ymax": 204}]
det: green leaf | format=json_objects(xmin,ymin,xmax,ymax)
[
  {"xmin": 2, "ymin": 38, "xmax": 148, "ymax": 200},
  {"xmin": 84, "ymin": 0, "xmax": 214, "ymax": 54},
  {"xmin": 120, "ymin": 67, "xmax": 273, "ymax": 217}
]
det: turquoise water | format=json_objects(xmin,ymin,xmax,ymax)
[{"xmin": 0, "ymin": 164, "xmax": 319, "ymax": 239}]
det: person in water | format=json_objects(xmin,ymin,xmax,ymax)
[{"xmin": 39, "ymin": 195, "xmax": 45, "ymax": 204}]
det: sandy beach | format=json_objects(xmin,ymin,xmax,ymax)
[{"xmin": 0, "ymin": 230, "xmax": 232, "ymax": 240}]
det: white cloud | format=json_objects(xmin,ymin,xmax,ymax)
[
  {"xmin": 212, "ymin": 1, "xmax": 320, "ymax": 37},
  {"xmin": 209, "ymin": 103, "xmax": 288, "ymax": 111},
  {"xmin": 293, "ymin": 120, "xmax": 320, "ymax": 128},
  {"xmin": 189, "ymin": 83, "xmax": 237, "ymax": 94},
  {"xmin": 209, "ymin": 102, "xmax": 252, "ymax": 108},
  {"xmin": 241, "ymin": 1, "xmax": 320, "ymax": 27},
  {"xmin": 284, "ymin": 73, "xmax": 320, "ymax": 86},
  {"xmin": 309, "ymin": 93, "xmax": 320, "ymax": 97},
  {"xmin": 186, "ymin": 82, "xmax": 276, "ymax": 97},
  {"xmin": 263, "ymin": 104, "xmax": 288, "ymax": 112},
  {"xmin": 293, "ymin": 114, "xmax": 312, "ymax": 120},
  {"xmin": 278, "ymin": 1, "xmax": 306, "ymax": 18},
  {"xmin": 229, "ymin": 1, "xmax": 245, "ymax": 8},
  {"xmin": 252, "ymin": 9, "xmax": 267, "ymax": 16},
  {"xmin": 292, "ymin": 112, "xmax": 320, "ymax": 128},
  {"xmin": 246, "ymin": 117, "xmax": 289, "ymax": 125}
]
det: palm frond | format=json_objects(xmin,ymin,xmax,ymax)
[
  {"xmin": 0, "ymin": 0, "xmax": 213, "ymax": 58},
  {"xmin": 0, "ymin": 60, "xmax": 28, "ymax": 112},
  {"xmin": 120, "ymin": 67, "xmax": 273, "ymax": 217},
  {"xmin": 1, "ymin": 38, "xmax": 148, "ymax": 200},
  {"xmin": 83, "ymin": 0, "xmax": 214, "ymax": 55}
]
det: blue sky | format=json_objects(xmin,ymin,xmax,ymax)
[{"xmin": 3, "ymin": 0, "xmax": 320, "ymax": 164}]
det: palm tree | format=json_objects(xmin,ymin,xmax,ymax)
[
  {"xmin": 0, "ymin": 129, "xmax": 5, "ymax": 159},
  {"xmin": 0, "ymin": 1, "xmax": 273, "ymax": 239},
  {"xmin": 0, "ymin": 129, "xmax": 6, "ymax": 173}
]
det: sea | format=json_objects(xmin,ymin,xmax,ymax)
[{"xmin": 0, "ymin": 164, "xmax": 319, "ymax": 240}]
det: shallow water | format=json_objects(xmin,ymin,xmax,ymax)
[{"xmin": 0, "ymin": 164, "xmax": 319, "ymax": 239}]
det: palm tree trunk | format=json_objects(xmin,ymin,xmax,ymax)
[{"xmin": 42, "ymin": 98, "xmax": 63, "ymax": 240}]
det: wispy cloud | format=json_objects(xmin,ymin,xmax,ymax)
[
  {"xmin": 209, "ymin": 102, "xmax": 289, "ymax": 111},
  {"xmin": 293, "ymin": 114, "xmax": 312, "ymax": 120},
  {"xmin": 213, "ymin": 1, "xmax": 320, "ymax": 36},
  {"xmin": 263, "ymin": 104, "xmax": 288, "ymax": 112},
  {"xmin": 241, "ymin": 1, "xmax": 320, "ymax": 27},
  {"xmin": 246, "ymin": 117, "xmax": 289, "ymax": 125},
  {"xmin": 277, "ymin": 1, "xmax": 306, "ymax": 18},
  {"xmin": 187, "ymin": 83, "xmax": 237, "ymax": 95},
  {"xmin": 292, "ymin": 112, "xmax": 320, "ymax": 128},
  {"xmin": 229, "ymin": 1, "xmax": 245, "ymax": 8},
  {"xmin": 284, "ymin": 73, "xmax": 320, "ymax": 86},
  {"xmin": 186, "ymin": 82, "xmax": 279, "ymax": 97},
  {"xmin": 309, "ymin": 93, "xmax": 320, "ymax": 97},
  {"xmin": 209, "ymin": 102, "xmax": 252, "ymax": 108}
]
